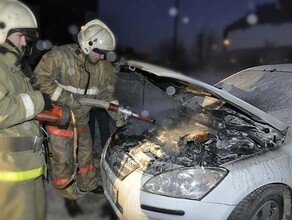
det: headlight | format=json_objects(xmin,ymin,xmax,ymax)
[{"xmin": 141, "ymin": 167, "xmax": 228, "ymax": 200}]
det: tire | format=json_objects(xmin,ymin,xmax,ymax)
[{"xmin": 227, "ymin": 185, "xmax": 284, "ymax": 220}]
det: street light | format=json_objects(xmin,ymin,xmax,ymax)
[{"xmin": 169, "ymin": 0, "xmax": 180, "ymax": 57}]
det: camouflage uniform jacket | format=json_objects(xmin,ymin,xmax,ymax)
[
  {"xmin": 0, "ymin": 41, "xmax": 44, "ymax": 137},
  {"xmin": 33, "ymin": 44, "xmax": 119, "ymax": 127}
]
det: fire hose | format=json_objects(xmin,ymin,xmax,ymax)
[
  {"xmin": 35, "ymin": 99, "xmax": 156, "ymax": 125},
  {"xmin": 34, "ymin": 99, "xmax": 155, "ymax": 187},
  {"xmin": 79, "ymin": 98, "xmax": 156, "ymax": 124},
  {"xmin": 35, "ymin": 105, "xmax": 78, "ymax": 187},
  {"xmin": 35, "ymin": 104, "xmax": 70, "ymax": 126}
]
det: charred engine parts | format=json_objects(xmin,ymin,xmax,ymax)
[{"xmin": 106, "ymin": 95, "xmax": 285, "ymax": 178}]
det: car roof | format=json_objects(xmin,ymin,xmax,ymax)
[
  {"xmin": 215, "ymin": 64, "xmax": 292, "ymax": 126},
  {"xmin": 126, "ymin": 60, "xmax": 288, "ymax": 131}
]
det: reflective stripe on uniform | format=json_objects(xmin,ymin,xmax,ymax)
[
  {"xmin": 52, "ymin": 178, "xmax": 70, "ymax": 186},
  {"xmin": 46, "ymin": 125, "xmax": 87, "ymax": 137},
  {"xmin": 78, "ymin": 163, "xmax": 95, "ymax": 174},
  {"xmin": 52, "ymin": 163, "xmax": 95, "ymax": 186},
  {"xmin": 0, "ymin": 167, "xmax": 43, "ymax": 182},
  {"xmin": 51, "ymin": 83, "xmax": 63, "ymax": 101},
  {"xmin": 19, "ymin": 93, "xmax": 35, "ymax": 119},
  {"xmin": 55, "ymin": 81, "xmax": 98, "ymax": 95}
]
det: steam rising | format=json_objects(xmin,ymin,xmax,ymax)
[{"xmin": 106, "ymin": 68, "xmax": 286, "ymax": 179}]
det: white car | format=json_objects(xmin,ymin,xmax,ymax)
[{"xmin": 101, "ymin": 61, "xmax": 292, "ymax": 220}]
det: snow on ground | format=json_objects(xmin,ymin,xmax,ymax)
[{"xmin": 45, "ymin": 180, "xmax": 117, "ymax": 220}]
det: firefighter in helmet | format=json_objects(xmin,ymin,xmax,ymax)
[
  {"xmin": 32, "ymin": 19, "xmax": 126, "ymax": 216},
  {"xmin": 0, "ymin": 1, "xmax": 52, "ymax": 220}
]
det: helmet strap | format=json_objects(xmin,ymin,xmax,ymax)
[
  {"xmin": 6, "ymin": 39, "xmax": 24, "ymax": 65},
  {"xmin": 7, "ymin": 28, "xmax": 39, "ymax": 57},
  {"xmin": 83, "ymin": 56, "xmax": 91, "ymax": 95}
]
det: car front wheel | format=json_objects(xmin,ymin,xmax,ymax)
[{"xmin": 227, "ymin": 185, "xmax": 284, "ymax": 220}]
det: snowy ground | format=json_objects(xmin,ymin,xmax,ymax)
[
  {"xmin": 45, "ymin": 181, "xmax": 110, "ymax": 220},
  {"xmin": 45, "ymin": 179, "xmax": 117, "ymax": 220}
]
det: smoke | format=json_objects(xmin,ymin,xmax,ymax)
[
  {"xmin": 107, "ymin": 96, "xmax": 284, "ymax": 177},
  {"xmin": 108, "ymin": 68, "xmax": 285, "ymax": 178}
]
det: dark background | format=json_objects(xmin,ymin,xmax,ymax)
[{"xmin": 22, "ymin": 0, "xmax": 292, "ymax": 81}]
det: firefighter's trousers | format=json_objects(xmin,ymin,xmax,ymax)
[
  {"xmin": 0, "ymin": 136, "xmax": 46, "ymax": 220},
  {"xmin": 0, "ymin": 177, "xmax": 45, "ymax": 220},
  {"xmin": 46, "ymin": 125, "xmax": 98, "ymax": 199}
]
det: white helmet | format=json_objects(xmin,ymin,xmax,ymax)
[
  {"xmin": 77, "ymin": 19, "xmax": 116, "ymax": 55},
  {"xmin": 0, "ymin": 0, "xmax": 38, "ymax": 45}
]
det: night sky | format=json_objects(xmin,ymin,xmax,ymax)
[
  {"xmin": 18, "ymin": 0, "xmax": 292, "ymax": 73},
  {"xmin": 97, "ymin": 0, "xmax": 292, "ymax": 53}
]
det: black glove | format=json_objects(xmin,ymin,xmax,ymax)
[{"xmin": 42, "ymin": 93, "xmax": 52, "ymax": 110}]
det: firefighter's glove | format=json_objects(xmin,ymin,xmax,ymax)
[
  {"xmin": 109, "ymin": 111, "xmax": 128, "ymax": 127},
  {"xmin": 42, "ymin": 93, "xmax": 52, "ymax": 110},
  {"xmin": 116, "ymin": 116, "xmax": 128, "ymax": 127}
]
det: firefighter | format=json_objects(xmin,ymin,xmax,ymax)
[
  {"xmin": 0, "ymin": 1, "xmax": 52, "ymax": 220},
  {"xmin": 32, "ymin": 19, "xmax": 126, "ymax": 216}
]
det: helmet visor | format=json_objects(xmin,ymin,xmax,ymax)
[
  {"xmin": 8, "ymin": 28, "xmax": 39, "ymax": 43},
  {"xmin": 92, "ymin": 47, "xmax": 106, "ymax": 55},
  {"xmin": 8, "ymin": 28, "xmax": 39, "ymax": 56}
]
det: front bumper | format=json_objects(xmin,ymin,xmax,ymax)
[{"xmin": 101, "ymin": 157, "xmax": 235, "ymax": 220}]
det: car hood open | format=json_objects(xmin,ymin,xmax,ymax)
[
  {"xmin": 125, "ymin": 60, "xmax": 287, "ymax": 131},
  {"xmin": 105, "ymin": 61, "xmax": 287, "ymax": 178}
]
